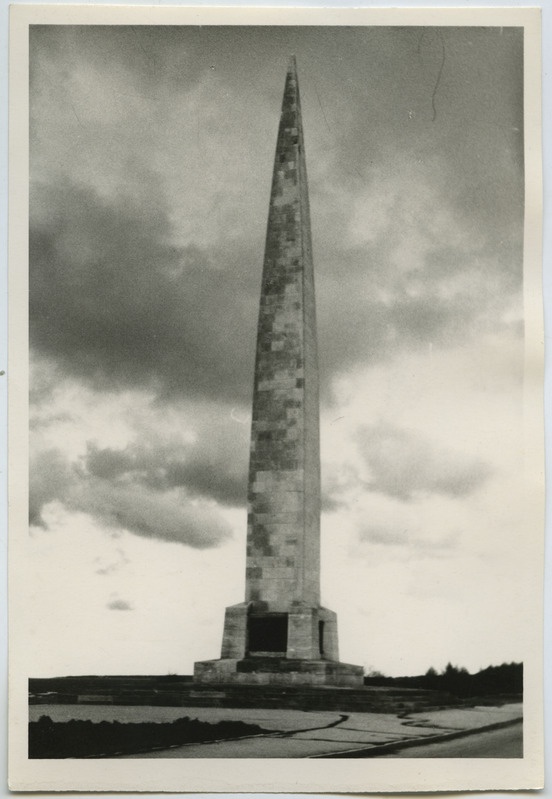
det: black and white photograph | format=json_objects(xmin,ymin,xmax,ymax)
[{"xmin": 8, "ymin": 5, "xmax": 544, "ymax": 792}]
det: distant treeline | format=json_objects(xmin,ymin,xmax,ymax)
[
  {"xmin": 29, "ymin": 714, "xmax": 271, "ymax": 759},
  {"xmin": 364, "ymin": 662, "xmax": 523, "ymax": 698}
]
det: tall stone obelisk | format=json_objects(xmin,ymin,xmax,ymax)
[
  {"xmin": 194, "ymin": 58, "xmax": 362, "ymax": 686},
  {"xmin": 246, "ymin": 54, "xmax": 320, "ymax": 616}
]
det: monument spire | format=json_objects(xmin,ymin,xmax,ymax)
[
  {"xmin": 246, "ymin": 52, "xmax": 320, "ymax": 611},
  {"xmin": 195, "ymin": 61, "xmax": 362, "ymax": 686}
]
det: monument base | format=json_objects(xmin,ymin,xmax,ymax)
[
  {"xmin": 195, "ymin": 601, "xmax": 363, "ymax": 687},
  {"xmin": 193, "ymin": 657, "xmax": 364, "ymax": 687}
]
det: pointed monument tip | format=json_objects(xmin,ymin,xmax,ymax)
[{"xmin": 287, "ymin": 55, "xmax": 298, "ymax": 74}]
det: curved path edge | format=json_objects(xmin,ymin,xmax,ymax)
[{"xmin": 308, "ymin": 716, "xmax": 523, "ymax": 758}]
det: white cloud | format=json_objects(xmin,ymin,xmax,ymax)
[{"xmin": 355, "ymin": 421, "xmax": 491, "ymax": 501}]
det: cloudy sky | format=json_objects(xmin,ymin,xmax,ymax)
[{"xmin": 28, "ymin": 24, "xmax": 530, "ymax": 677}]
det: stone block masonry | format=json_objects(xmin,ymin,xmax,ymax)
[
  {"xmin": 194, "ymin": 57, "xmax": 363, "ymax": 688},
  {"xmin": 246, "ymin": 55, "xmax": 320, "ymax": 613}
]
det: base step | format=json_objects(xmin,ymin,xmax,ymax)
[{"xmin": 194, "ymin": 657, "xmax": 364, "ymax": 687}]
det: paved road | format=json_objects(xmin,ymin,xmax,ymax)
[
  {"xmin": 380, "ymin": 722, "xmax": 523, "ymax": 758},
  {"xmin": 99, "ymin": 704, "xmax": 522, "ymax": 759}
]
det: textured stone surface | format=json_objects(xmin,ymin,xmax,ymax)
[
  {"xmin": 246, "ymin": 55, "xmax": 320, "ymax": 612},
  {"xmin": 287, "ymin": 606, "xmax": 338, "ymax": 660},
  {"xmin": 194, "ymin": 59, "xmax": 362, "ymax": 687},
  {"xmin": 220, "ymin": 603, "xmax": 248, "ymax": 660},
  {"xmin": 194, "ymin": 658, "xmax": 363, "ymax": 687}
]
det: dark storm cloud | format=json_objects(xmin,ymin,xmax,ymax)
[
  {"xmin": 307, "ymin": 26, "xmax": 524, "ymax": 232},
  {"xmin": 29, "ymin": 25, "xmax": 524, "ymax": 409},
  {"xmin": 308, "ymin": 27, "xmax": 524, "ymax": 388},
  {"xmin": 29, "ymin": 448, "xmax": 75, "ymax": 528},
  {"xmin": 30, "ymin": 446, "xmax": 233, "ymax": 548},
  {"xmin": 82, "ymin": 480, "xmax": 231, "ymax": 548},
  {"xmin": 356, "ymin": 422, "xmax": 491, "ymax": 502},
  {"xmin": 317, "ymin": 249, "xmax": 522, "ymax": 398},
  {"xmin": 85, "ymin": 430, "xmax": 248, "ymax": 508},
  {"xmin": 30, "ymin": 179, "xmax": 259, "ymax": 405},
  {"xmin": 30, "ymin": 24, "xmax": 275, "ymax": 99},
  {"xmin": 30, "ymin": 173, "xmax": 521, "ymax": 410}
]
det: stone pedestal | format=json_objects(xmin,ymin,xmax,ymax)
[
  {"xmin": 194, "ymin": 656, "xmax": 363, "ymax": 687},
  {"xmin": 214, "ymin": 602, "xmax": 339, "ymax": 661},
  {"xmin": 194, "ymin": 602, "xmax": 363, "ymax": 687}
]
